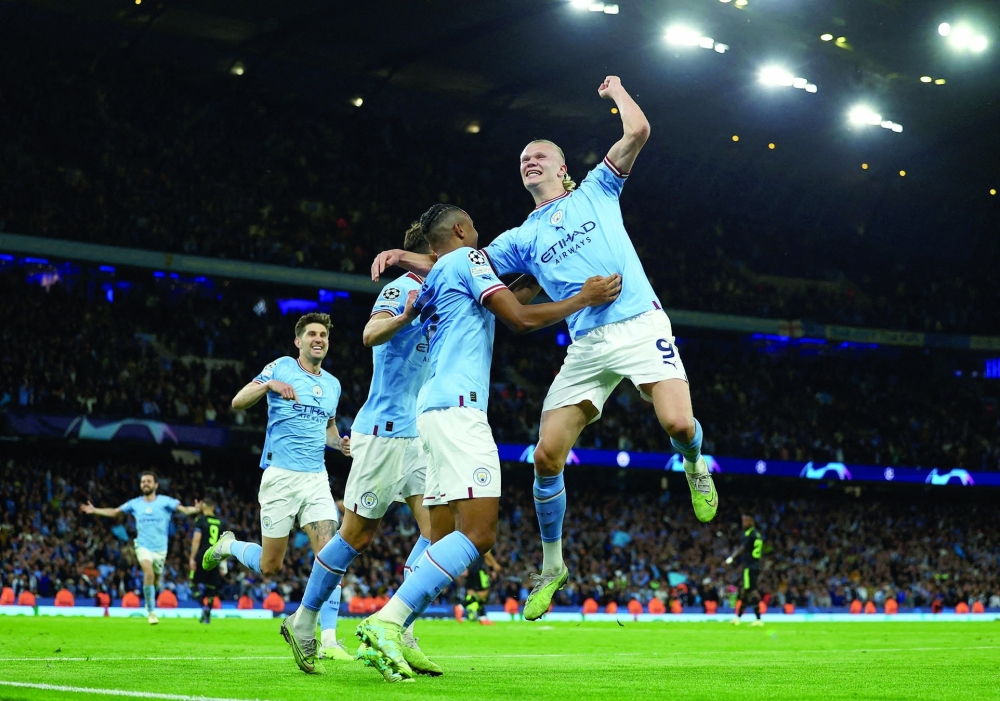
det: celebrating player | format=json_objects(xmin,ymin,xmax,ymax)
[
  {"xmin": 188, "ymin": 498, "xmax": 223, "ymax": 624},
  {"xmin": 371, "ymin": 76, "xmax": 719, "ymax": 620},
  {"xmin": 355, "ymin": 204, "xmax": 621, "ymax": 682},
  {"xmin": 280, "ymin": 226, "xmax": 444, "ymax": 676},
  {"xmin": 202, "ymin": 313, "xmax": 352, "ymax": 669},
  {"xmin": 80, "ymin": 470, "xmax": 201, "ymax": 625},
  {"xmin": 726, "ymin": 513, "xmax": 764, "ymax": 626}
]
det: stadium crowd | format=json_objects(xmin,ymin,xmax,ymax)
[
  {"xmin": 2, "ymin": 267, "xmax": 998, "ymax": 472},
  {"xmin": 2, "ymin": 42, "xmax": 1000, "ymax": 336},
  {"xmin": 1, "ymin": 455, "xmax": 996, "ymax": 614}
]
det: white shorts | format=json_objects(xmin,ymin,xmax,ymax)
[
  {"xmin": 543, "ymin": 310, "xmax": 687, "ymax": 423},
  {"xmin": 343, "ymin": 433, "xmax": 428, "ymax": 519},
  {"xmin": 134, "ymin": 546, "xmax": 166, "ymax": 575},
  {"xmin": 417, "ymin": 407, "xmax": 501, "ymax": 507},
  {"xmin": 258, "ymin": 467, "xmax": 340, "ymax": 538}
]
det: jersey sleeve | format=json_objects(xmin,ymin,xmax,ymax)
[
  {"xmin": 578, "ymin": 158, "xmax": 628, "ymax": 200},
  {"xmin": 166, "ymin": 498, "xmax": 180, "ymax": 513},
  {"xmin": 483, "ymin": 228, "xmax": 525, "ymax": 276},
  {"xmin": 370, "ymin": 281, "xmax": 410, "ymax": 318},
  {"xmin": 118, "ymin": 499, "xmax": 135, "ymax": 515},
  {"xmin": 252, "ymin": 358, "xmax": 283, "ymax": 385},
  {"xmin": 458, "ymin": 249, "xmax": 507, "ymax": 305},
  {"xmin": 193, "ymin": 516, "xmax": 206, "ymax": 534}
]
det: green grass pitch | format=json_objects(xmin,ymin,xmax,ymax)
[{"xmin": 1, "ymin": 617, "xmax": 997, "ymax": 700}]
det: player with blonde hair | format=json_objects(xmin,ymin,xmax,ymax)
[{"xmin": 371, "ymin": 76, "xmax": 718, "ymax": 621}]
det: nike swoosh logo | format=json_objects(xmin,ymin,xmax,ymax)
[{"xmin": 705, "ymin": 496, "xmax": 718, "ymax": 509}]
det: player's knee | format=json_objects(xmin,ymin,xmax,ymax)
[
  {"xmin": 660, "ymin": 412, "xmax": 694, "ymax": 440},
  {"xmin": 260, "ymin": 559, "xmax": 283, "ymax": 577},
  {"xmin": 465, "ymin": 528, "xmax": 496, "ymax": 555},
  {"xmin": 532, "ymin": 443, "xmax": 564, "ymax": 477}
]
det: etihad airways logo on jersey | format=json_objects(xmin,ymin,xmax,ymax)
[
  {"xmin": 540, "ymin": 221, "xmax": 595, "ymax": 264},
  {"xmin": 291, "ymin": 404, "xmax": 332, "ymax": 422}
]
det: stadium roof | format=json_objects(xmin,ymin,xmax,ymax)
[{"xmin": 13, "ymin": 0, "xmax": 1000, "ymax": 258}]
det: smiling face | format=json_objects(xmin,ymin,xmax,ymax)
[
  {"xmin": 519, "ymin": 140, "xmax": 568, "ymax": 194},
  {"xmin": 139, "ymin": 473, "xmax": 157, "ymax": 496},
  {"xmin": 295, "ymin": 323, "xmax": 330, "ymax": 363}
]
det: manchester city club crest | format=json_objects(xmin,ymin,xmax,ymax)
[
  {"xmin": 467, "ymin": 249, "xmax": 487, "ymax": 266},
  {"xmin": 361, "ymin": 492, "xmax": 379, "ymax": 509},
  {"xmin": 473, "ymin": 467, "xmax": 491, "ymax": 486},
  {"xmin": 145, "ymin": 507, "xmax": 153, "ymax": 514},
  {"xmin": 382, "ymin": 287, "xmax": 401, "ymax": 301},
  {"xmin": 550, "ymin": 209, "xmax": 564, "ymax": 226},
  {"xmin": 262, "ymin": 516, "xmax": 272, "ymax": 529},
  {"xmin": 312, "ymin": 385, "xmax": 323, "ymax": 396}
]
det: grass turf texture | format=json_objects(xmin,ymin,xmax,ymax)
[{"xmin": 1, "ymin": 618, "xmax": 997, "ymax": 700}]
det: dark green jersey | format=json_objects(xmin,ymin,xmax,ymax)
[
  {"xmin": 194, "ymin": 515, "xmax": 223, "ymax": 561},
  {"xmin": 742, "ymin": 527, "xmax": 763, "ymax": 569}
]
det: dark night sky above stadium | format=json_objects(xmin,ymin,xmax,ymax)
[{"xmin": 7, "ymin": 0, "xmax": 1000, "ymax": 259}]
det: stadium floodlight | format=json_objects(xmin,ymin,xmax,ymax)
[
  {"xmin": 805, "ymin": 83, "xmax": 818, "ymax": 93},
  {"xmin": 699, "ymin": 36, "xmax": 715, "ymax": 49},
  {"xmin": 759, "ymin": 66, "xmax": 794, "ymax": 86},
  {"xmin": 920, "ymin": 76, "xmax": 932, "ymax": 83},
  {"xmin": 970, "ymin": 35, "xmax": 988, "ymax": 52},
  {"xmin": 938, "ymin": 22, "xmax": 951, "ymax": 37},
  {"xmin": 891, "ymin": 123, "xmax": 903, "ymax": 133},
  {"xmin": 792, "ymin": 77, "xmax": 807, "ymax": 89},
  {"xmin": 848, "ymin": 106, "xmax": 882, "ymax": 126},
  {"xmin": 603, "ymin": 4, "xmax": 619, "ymax": 14},
  {"xmin": 934, "ymin": 78, "xmax": 946, "ymax": 85},
  {"xmin": 665, "ymin": 25, "xmax": 702, "ymax": 46},
  {"xmin": 714, "ymin": 43, "xmax": 729, "ymax": 53},
  {"xmin": 350, "ymin": 96, "xmax": 363, "ymax": 107},
  {"xmin": 570, "ymin": 0, "xmax": 590, "ymax": 8},
  {"xmin": 944, "ymin": 23, "xmax": 988, "ymax": 52},
  {"xmin": 820, "ymin": 33, "xmax": 833, "ymax": 41},
  {"xmin": 588, "ymin": 2, "xmax": 605, "ymax": 11}
]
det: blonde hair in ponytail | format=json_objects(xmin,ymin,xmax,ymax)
[{"xmin": 561, "ymin": 172, "xmax": 577, "ymax": 192}]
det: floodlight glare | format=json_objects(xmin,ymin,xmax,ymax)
[
  {"xmin": 350, "ymin": 96, "xmax": 363, "ymax": 107},
  {"xmin": 759, "ymin": 66, "xmax": 794, "ymax": 86},
  {"xmin": 665, "ymin": 25, "xmax": 702, "ymax": 46},
  {"xmin": 938, "ymin": 22, "xmax": 951, "ymax": 37},
  {"xmin": 970, "ymin": 35, "xmax": 988, "ymax": 52},
  {"xmin": 920, "ymin": 76, "xmax": 932, "ymax": 83},
  {"xmin": 820, "ymin": 34, "xmax": 833, "ymax": 41},
  {"xmin": 792, "ymin": 77, "xmax": 807, "ymax": 89},
  {"xmin": 588, "ymin": 2, "xmax": 606, "ymax": 12},
  {"xmin": 714, "ymin": 43, "xmax": 729, "ymax": 53},
  {"xmin": 891, "ymin": 124, "xmax": 903, "ymax": 133},
  {"xmin": 949, "ymin": 25, "xmax": 972, "ymax": 48},
  {"xmin": 699, "ymin": 37, "xmax": 715, "ymax": 49},
  {"xmin": 934, "ymin": 78, "xmax": 946, "ymax": 85},
  {"xmin": 805, "ymin": 83, "xmax": 818, "ymax": 93},
  {"xmin": 570, "ymin": 0, "xmax": 590, "ymax": 8},
  {"xmin": 849, "ymin": 106, "xmax": 881, "ymax": 126}
]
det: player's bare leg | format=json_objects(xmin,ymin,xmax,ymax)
[
  {"xmin": 139, "ymin": 560, "xmax": 158, "ymax": 624},
  {"xmin": 524, "ymin": 402, "xmax": 594, "ymax": 620},
  {"xmin": 641, "ymin": 379, "xmax": 718, "ymax": 522}
]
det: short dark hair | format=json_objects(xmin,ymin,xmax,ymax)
[
  {"xmin": 411, "ymin": 204, "xmax": 465, "ymax": 248},
  {"xmin": 140, "ymin": 470, "xmax": 158, "ymax": 482},
  {"xmin": 201, "ymin": 497, "xmax": 216, "ymax": 509},
  {"xmin": 295, "ymin": 313, "xmax": 332, "ymax": 338}
]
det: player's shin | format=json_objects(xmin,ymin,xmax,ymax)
[
  {"xmin": 292, "ymin": 534, "xmax": 358, "ymax": 640},
  {"xmin": 319, "ymin": 585, "xmax": 342, "ymax": 647},
  {"xmin": 143, "ymin": 584, "xmax": 156, "ymax": 614},
  {"xmin": 533, "ymin": 472, "xmax": 566, "ymax": 574},
  {"xmin": 670, "ymin": 418, "xmax": 704, "ymax": 466},
  {"xmin": 229, "ymin": 541, "xmax": 263, "ymax": 574}
]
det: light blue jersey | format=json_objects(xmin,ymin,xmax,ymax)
[
  {"xmin": 414, "ymin": 247, "xmax": 507, "ymax": 414},
  {"xmin": 353, "ymin": 273, "xmax": 430, "ymax": 438},
  {"xmin": 253, "ymin": 356, "xmax": 342, "ymax": 473},
  {"xmin": 119, "ymin": 494, "xmax": 179, "ymax": 552},
  {"xmin": 484, "ymin": 157, "xmax": 661, "ymax": 339}
]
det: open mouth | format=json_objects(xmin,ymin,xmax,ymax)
[{"xmin": 524, "ymin": 169, "xmax": 542, "ymax": 179}]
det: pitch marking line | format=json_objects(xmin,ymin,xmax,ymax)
[
  {"xmin": 0, "ymin": 681, "xmax": 269, "ymax": 701},
  {"xmin": 2, "ymin": 645, "xmax": 998, "ymax": 664}
]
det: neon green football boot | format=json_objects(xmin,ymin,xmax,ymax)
[
  {"xmin": 356, "ymin": 614, "xmax": 415, "ymax": 682},
  {"xmin": 523, "ymin": 565, "xmax": 569, "ymax": 621},
  {"xmin": 685, "ymin": 458, "xmax": 718, "ymax": 522}
]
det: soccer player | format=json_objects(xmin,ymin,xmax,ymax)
[
  {"xmin": 460, "ymin": 550, "xmax": 500, "ymax": 625},
  {"xmin": 726, "ymin": 513, "xmax": 764, "ymax": 627},
  {"xmin": 202, "ymin": 313, "xmax": 352, "ymax": 665},
  {"xmin": 352, "ymin": 204, "xmax": 621, "ymax": 682},
  {"xmin": 80, "ymin": 470, "xmax": 201, "ymax": 624},
  {"xmin": 371, "ymin": 75, "xmax": 718, "ymax": 620},
  {"xmin": 280, "ymin": 225, "xmax": 442, "ymax": 676},
  {"xmin": 189, "ymin": 498, "xmax": 223, "ymax": 624}
]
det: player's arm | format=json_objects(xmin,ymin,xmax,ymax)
[
  {"xmin": 371, "ymin": 250, "xmax": 436, "ymax": 282},
  {"xmin": 600, "ymin": 76, "xmax": 650, "ymax": 175},
  {"xmin": 79, "ymin": 502, "xmax": 121, "ymax": 518},
  {"xmin": 189, "ymin": 529, "xmax": 202, "ymax": 572},
  {"xmin": 484, "ymin": 274, "xmax": 622, "ymax": 334},
  {"xmin": 363, "ymin": 290, "xmax": 419, "ymax": 347},
  {"xmin": 326, "ymin": 418, "xmax": 351, "ymax": 457},
  {"xmin": 176, "ymin": 502, "xmax": 202, "ymax": 516},
  {"xmin": 725, "ymin": 546, "xmax": 743, "ymax": 565},
  {"xmin": 231, "ymin": 379, "xmax": 298, "ymax": 410},
  {"xmin": 508, "ymin": 274, "xmax": 543, "ymax": 305},
  {"xmin": 484, "ymin": 551, "xmax": 501, "ymax": 572}
]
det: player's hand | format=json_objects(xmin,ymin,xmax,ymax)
[
  {"xmin": 339, "ymin": 435, "xmax": 351, "ymax": 457},
  {"xmin": 401, "ymin": 289, "xmax": 420, "ymax": 321},
  {"xmin": 725, "ymin": 557, "xmax": 733, "ymax": 565},
  {"xmin": 371, "ymin": 249, "xmax": 404, "ymax": 282},
  {"xmin": 598, "ymin": 75, "xmax": 623, "ymax": 100},
  {"xmin": 267, "ymin": 380, "xmax": 299, "ymax": 402},
  {"xmin": 579, "ymin": 273, "xmax": 622, "ymax": 307},
  {"xmin": 189, "ymin": 557, "xmax": 197, "ymax": 572},
  {"xmin": 80, "ymin": 501, "xmax": 95, "ymax": 514}
]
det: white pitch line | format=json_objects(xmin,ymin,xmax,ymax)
[
  {"xmin": 0, "ymin": 681, "xmax": 269, "ymax": 701},
  {"xmin": 2, "ymin": 645, "xmax": 998, "ymax": 664}
]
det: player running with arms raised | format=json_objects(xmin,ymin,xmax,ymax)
[
  {"xmin": 372, "ymin": 76, "xmax": 718, "ymax": 620},
  {"xmin": 202, "ymin": 313, "xmax": 352, "ymax": 668},
  {"xmin": 355, "ymin": 204, "xmax": 621, "ymax": 682},
  {"xmin": 80, "ymin": 470, "xmax": 201, "ymax": 624}
]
